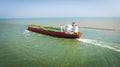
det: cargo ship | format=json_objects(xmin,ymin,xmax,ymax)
[{"xmin": 28, "ymin": 25, "xmax": 82, "ymax": 39}]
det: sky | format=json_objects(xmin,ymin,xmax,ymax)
[{"xmin": 0, "ymin": 0, "xmax": 120, "ymax": 18}]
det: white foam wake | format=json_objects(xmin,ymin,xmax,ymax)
[
  {"xmin": 77, "ymin": 38, "xmax": 120, "ymax": 52},
  {"xmin": 23, "ymin": 30, "xmax": 29, "ymax": 34},
  {"xmin": 23, "ymin": 30, "xmax": 30, "ymax": 36},
  {"xmin": 25, "ymin": 30, "xmax": 30, "ymax": 33}
]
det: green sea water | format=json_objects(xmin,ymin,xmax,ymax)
[{"xmin": 0, "ymin": 18, "xmax": 120, "ymax": 67}]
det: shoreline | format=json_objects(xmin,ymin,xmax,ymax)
[
  {"xmin": 0, "ymin": 21, "xmax": 120, "ymax": 31},
  {"xmin": 79, "ymin": 26, "xmax": 120, "ymax": 31}
]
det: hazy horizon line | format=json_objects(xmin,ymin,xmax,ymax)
[{"xmin": 0, "ymin": 17, "xmax": 120, "ymax": 19}]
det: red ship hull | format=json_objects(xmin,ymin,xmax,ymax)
[{"xmin": 28, "ymin": 26, "xmax": 82, "ymax": 39}]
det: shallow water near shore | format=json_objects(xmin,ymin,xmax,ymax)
[{"xmin": 0, "ymin": 18, "xmax": 120, "ymax": 67}]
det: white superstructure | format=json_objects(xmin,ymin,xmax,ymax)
[{"xmin": 60, "ymin": 22, "xmax": 78, "ymax": 34}]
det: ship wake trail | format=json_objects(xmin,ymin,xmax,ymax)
[
  {"xmin": 24, "ymin": 30, "xmax": 30, "ymax": 34},
  {"xmin": 23, "ymin": 30, "xmax": 30, "ymax": 34},
  {"xmin": 77, "ymin": 38, "xmax": 120, "ymax": 52},
  {"xmin": 23, "ymin": 30, "xmax": 31, "ymax": 36}
]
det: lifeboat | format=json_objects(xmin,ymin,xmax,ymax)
[{"xmin": 28, "ymin": 25, "xmax": 82, "ymax": 39}]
